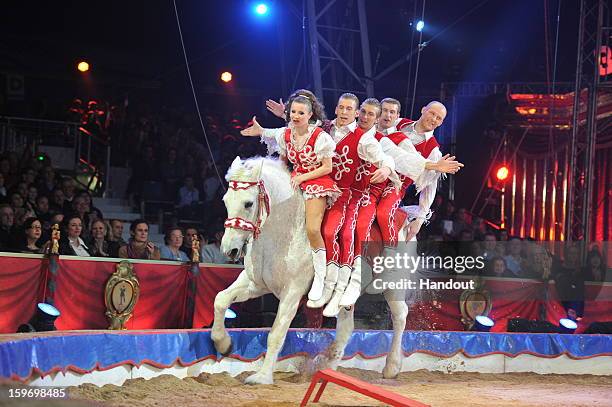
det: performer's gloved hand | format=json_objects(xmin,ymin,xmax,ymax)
[
  {"xmin": 240, "ymin": 116, "xmax": 264, "ymax": 137},
  {"xmin": 405, "ymin": 218, "xmax": 425, "ymax": 241},
  {"xmin": 265, "ymin": 98, "xmax": 285, "ymax": 119},
  {"xmin": 370, "ymin": 166, "xmax": 391, "ymax": 184}
]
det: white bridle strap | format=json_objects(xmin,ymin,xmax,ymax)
[{"xmin": 225, "ymin": 179, "xmax": 270, "ymax": 239}]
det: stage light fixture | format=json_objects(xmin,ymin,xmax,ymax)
[
  {"xmin": 416, "ymin": 20, "xmax": 425, "ymax": 32},
  {"xmin": 77, "ymin": 61, "xmax": 90, "ymax": 72},
  {"xmin": 473, "ymin": 315, "xmax": 495, "ymax": 332},
  {"xmin": 559, "ymin": 318, "xmax": 577, "ymax": 334},
  {"xmin": 255, "ymin": 3, "xmax": 268, "ymax": 15},
  {"xmin": 225, "ymin": 308, "xmax": 237, "ymax": 319},
  {"xmin": 496, "ymin": 165, "xmax": 509, "ymax": 181},
  {"xmin": 221, "ymin": 71, "xmax": 233, "ymax": 83},
  {"xmin": 17, "ymin": 303, "xmax": 60, "ymax": 333}
]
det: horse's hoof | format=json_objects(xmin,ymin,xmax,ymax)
[
  {"xmin": 382, "ymin": 364, "xmax": 401, "ymax": 379},
  {"xmin": 244, "ymin": 372, "xmax": 273, "ymax": 385},
  {"xmin": 213, "ymin": 334, "xmax": 233, "ymax": 356}
]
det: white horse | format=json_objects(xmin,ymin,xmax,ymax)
[{"xmin": 211, "ymin": 156, "xmax": 408, "ymax": 384}]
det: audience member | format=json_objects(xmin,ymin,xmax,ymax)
[
  {"xmin": 180, "ymin": 226, "xmax": 200, "ymax": 260},
  {"xmin": 201, "ymin": 226, "xmax": 231, "ymax": 264},
  {"xmin": 503, "ymin": 237, "xmax": 525, "ymax": 277},
  {"xmin": 109, "ymin": 219, "xmax": 126, "ymax": 246},
  {"xmin": 0, "ymin": 204, "xmax": 16, "ymax": 250},
  {"xmin": 160, "ymin": 227, "xmax": 189, "ymax": 261},
  {"xmin": 585, "ymin": 249, "xmax": 606, "ymax": 282},
  {"xmin": 552, "ymin": 244, "xmax": 584, "ymax": 320},
  {"xmin": 486, "ymin": 256, "xmax": 512, "ymax": 277},
  {"xmin": 118, "ymin": 219, "xmax": 161, "ymax": 260},
  {"xmin": 58, "ymin": 215, "xmax": 91, "ymax": 256},
  {"xmin": 17, "ymin": 217, "xmax": 44, "ymax": 253},
  {"xmin": 37, "ymin": 165, "xmax": 57, "ymax": 196},
  {"xmin": 88, "ymin": 220, "xmax": 118, "ymax": 257}
]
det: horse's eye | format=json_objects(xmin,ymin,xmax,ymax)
[{"xmin": 244, "ymin": 201, "xmax": 253, "ymax": 209}]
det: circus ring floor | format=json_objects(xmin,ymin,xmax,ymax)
[{"xmin": 1, "ymin": 329, "xmax": 611, "ymax": 406}]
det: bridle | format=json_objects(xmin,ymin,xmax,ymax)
[{"xmin": 224, "ymin": 179, "xmax": 270, "ymax": 240}]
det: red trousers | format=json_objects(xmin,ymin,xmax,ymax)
[
  {"xmin": 352, "ymin": 185, "xmax": 385, "ymax": 259},
  {"xmin": 337, "ymin": 188, "xmax": 366, "ymax": 266},
  {"xmin": 375, "ymin": 186, "xmax": 408, "ymax": 247},
  {"xmin": 321, "ymin": 188, "xmax": 352, "ymax": 264}
]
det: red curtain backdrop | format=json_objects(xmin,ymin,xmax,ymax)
[
  {"xmin": 53, "ymin": 259, "xmax": 191, "ymax": 330},
  {"xmin": 192, "ymin": 265, "xmax": 242, "ymax": 328},
  {"xmin": 0, "ymin": 256, "xmax": 48, "ymax": 333},
  {"xmin": 1, "ymin": 255, "xmax": 611, "ymax": 334}
]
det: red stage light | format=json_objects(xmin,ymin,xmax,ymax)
[
  {"xmin": 496, "ymin": 166, "xmax": 510, "ymax": 181},
  {"xmin": 77, "ymin": 61, "xmax": 90, "ymax": 72},
  {"xmin": 221, "ymin": 71, "xmax": 232, "ymax": 83}
]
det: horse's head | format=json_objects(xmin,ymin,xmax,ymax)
[{"xmin": 221, "ymin": 156, "xmax": 270, "ymax": 261}]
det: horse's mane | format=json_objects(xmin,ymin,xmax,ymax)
[{"xmin": 226, "ymin": 156, "xmax": 294, "ymax": 204}]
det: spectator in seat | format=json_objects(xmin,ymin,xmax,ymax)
[
  {"xmin": 61, "ymin": 178, "xmax": 78, "ymax": 208},
  {"xmin": 0, "ymin": 204, "xmax": 16, "ymax": 251},
  {"xmin": 77, "ymin": 191, "xmax": 103, "ymax": 221},
  {"xmin": 180, "ymin": 226, "xmax": 199, "ymax": 260},
  {"xmin": 201, "ymin": 226, "xmax": 231, "ymax": 264},
  {"xmin": 109, "ymin": 219, "xmax": 126, "ymax": 246},
  {"xmin": 553, "ymin": 244, "xmax": 585, "ymax": 320},
  {"xmin": 37, "ymin": 165, "xmax": 57, "ymax": 196},
  {"xmin": 17, "ymin": 217, "xmax": 44, "ymax": 253},
  {"xmin": 35, "ymin": 195, "xmax": 52, "ymax": 225},
  {"xmin": 50, "ymin": 188, "xmax": 66, "ymax": 213},
  {"xmin": 88, "ymin": 219, "xmax": 118, "ymax": 257},
  {"xmin": 160, "ymin": 227, "xmax": 189, "ymax": 261},
  {"xmin": 177, "ymin": 176, "xmax": 201, "ymax": 219},
  {"xmin": 503, "ymin": 237, "xmax": 525, "ymax": 277},
  {"xmin": 0, "ymin": 173, "xmax": 7, "ymax": 201},
  {"xmin": 585, "ymin": 249, "xmax": 606, "ymax": 282},
  {"xmin": 486, "ymin": 256, "xmax": 512, "ymax": 277},
  {"xmin": 480, "ymin": 232, "xmax": 497, "ymax": 260},
  {"xmin": 58, "ymin": 215, "xmax": 91, "ymax": 257},
  {"xmin": 118, "ymin": 219, "xmax": 161, "ymax": 260}
]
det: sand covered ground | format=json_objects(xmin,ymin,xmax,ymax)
[{"xmin": 2, "ymin": 368, "xmax": 612, "ymax": 407}]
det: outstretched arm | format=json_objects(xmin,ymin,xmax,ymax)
[
  {"xmin": 265, "ymin": 98, "xmax": 285, "ymax": 119},
  {"xmin": 240, "ymin": 116, "xmax": 264, "ymax": 137}
]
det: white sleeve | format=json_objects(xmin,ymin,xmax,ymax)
[
  {"xmin": 357, "ymin": 131, "xmax": 402, "ymax": 189},
  {"xmin": 313, "ymin": 130, "xmax": 336, "ymax": 160},
  {"xmin": 379, "ymin": 138, "xmax": 429, "ymax": 192},
  {"xmin": 261, "ymin": 127, "xmax": 287, "ymax": 156}
]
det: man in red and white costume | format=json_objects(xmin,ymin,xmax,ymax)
[
  {"xmin": 307, "ymin": 93, "xmax": 400, "ymax": 310},
  {"xmin": 376, "ymin": 100, "xmax": 453, "ymax": 247},
  {"xmin": 332, "ymin": 99, "xmax": 462, "ymax": 313},
  {"xmin": 377, "ymin": 97, "xmax": 413, "ymax": 135}
]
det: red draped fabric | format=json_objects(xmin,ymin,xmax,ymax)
[
  {"xmin": 191, "ymin": 265, "xmax": 242, "ymax": 328},
  {"xmin": 1, "ymin": 255, "xmax": 611, "ymax": 334},
  {"xmin": 54, "ymin": 259, "xmax": 190, "ymax": 330},
  {"xmin": 0, "ymin": 256, "xmax": 48, "ymax": 333}
]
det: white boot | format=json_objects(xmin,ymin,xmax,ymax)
[
  {"xmin": 307, "ymin": 262, "xmax": 338, "ymax": 308},
  {"xmin": 308, "ymin": 248, "xmax": 327, "ymax": 301},
  {"xmin": 340, "ymin": 256, "xmax": 362, "ymax": 307},
  {"xmin": 323, "ymin": 264, "xmax": 351, "ymax": 317}
]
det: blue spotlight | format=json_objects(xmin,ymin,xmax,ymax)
[
  {"xmin": 254, "ymin": 3, "xmax": 269, "ymax": 16},
  {"xmin": 559, "ymin": 318, "xmax": 577, "ymax": 334},
  {"xmin": 225, "ymin": 308, "xmax": 237, "ymax": 319},
  {"xmin": 473, "ymin": 315, "xmax": 495, "ymax": 332},
  {"xmin": 17, "ymin": 303, "xmax": 61, "ymax": 332},
  {"xmin": 416, "ymin": 20, "xmax": 425, "ymax": 32}
]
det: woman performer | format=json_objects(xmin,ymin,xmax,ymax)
[{"xmin": 241, "ymin": 95, "xmax": 340, "ymax": 302}]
